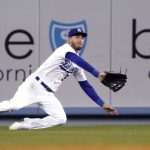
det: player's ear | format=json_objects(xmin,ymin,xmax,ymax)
[{"xmin": 68, "ymin": 37, "xmax": 72, "ymax": 44}]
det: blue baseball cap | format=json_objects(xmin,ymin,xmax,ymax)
[{"xmin": 68, "ymin": 28, "xmax": 87, "ymax": 37}]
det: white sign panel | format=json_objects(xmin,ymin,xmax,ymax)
[
  {"xmin": 0, "ymin": 0, "xmax": 39, "ymax": 99},
  {"xmin": 111, "ymin": 0, "xmax": 150, "ymax": 106}
]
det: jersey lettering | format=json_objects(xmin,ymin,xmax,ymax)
[{"xmin": 59, "ymin": 59, "xmax": 78, "ymax": 74}]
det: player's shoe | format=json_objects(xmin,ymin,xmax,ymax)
[{"xmin": 9, "ymin": 122, "xmax": 28, "ymax": 130}]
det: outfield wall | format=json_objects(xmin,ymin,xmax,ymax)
[{"xmin": 0, "ymin": 0, "xmax": 150, "ymax": 115}]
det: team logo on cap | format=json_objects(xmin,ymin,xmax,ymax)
[
  {"xmin": 77, "ymin": 28, "xmax": 81, "ymax": 32},
  {"xmin": 49, "ymin": 20, "xmax": 87, "ymax": 56}
]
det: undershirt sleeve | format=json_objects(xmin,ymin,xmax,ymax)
[{"xmin": 65, "ymin": 52, "xmax": 100, "ymax": 78}]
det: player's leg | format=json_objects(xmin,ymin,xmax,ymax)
[
  {"xmin": 0, "ymin": 75, "xmax": 36, "ymax": 113},
  {"xmin": 0, "ymin": 100, "xmax": 12, "ymax": 112},
  {"xmin": 32, "ymin": 93, "xmax": 67, "ymax": 129},
  {"xmin": 0, "ymin": 89, "xmax": 32, "ymax": 112},
  {"xmin": 0, "ymin": 89, "xmax": 30, "ymax": 112},
  {"xmin": 9, "ymin": 93, "xmax": 67, "ymax": 130},
  {"xmin": 27, "ymin": 94, "xmax": 67, "ymax": 129}
]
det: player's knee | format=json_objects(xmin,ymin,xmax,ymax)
[
  {"xmin": 60, "ymin": 114, "xmax": 67, "ymax": 124},
  {"xmin": 55, "ymin": 114, "xmax": 67, "ymax": 125},
  {"xmin": 46, "ymin": 114, "xmax": 67, "ymax": 126}
]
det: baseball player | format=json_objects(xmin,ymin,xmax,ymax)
[{"xmin": 0, "ymin": 28, "xmax": 118, "ymax": 130}]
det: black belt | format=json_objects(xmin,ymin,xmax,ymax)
[{"xmin": 35, "ymin": 76, "xmax": 54, "ymax": 93}]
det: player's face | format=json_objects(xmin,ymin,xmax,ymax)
[{"xmin": 68, "ymin": 35, "xmax": 85, "ymax": 52}]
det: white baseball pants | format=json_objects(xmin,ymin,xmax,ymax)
[{"xmin": 0, "ymin": 74, "xmax": 67, "ymax": 129}]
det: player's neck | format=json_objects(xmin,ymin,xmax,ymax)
[{"xmin": 68, "ymin": 44, "xmax": 80, "ymax": 53}]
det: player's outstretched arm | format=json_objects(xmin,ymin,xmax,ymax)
[{"xmin": 78, "ymin": 80, "xmax": 118, "ymax": 116}]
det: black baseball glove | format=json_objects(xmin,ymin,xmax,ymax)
[{"xmin": 101, "ymin": 71, "xmax": 127, "ymax": 92}]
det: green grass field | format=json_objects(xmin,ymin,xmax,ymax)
[{"xmin": 0, "ymin": 125, "xmax": 150, "ymax": 148}]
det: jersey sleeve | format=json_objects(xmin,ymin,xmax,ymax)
[{"xmin": 74, "ymin": 67, "xmax": 87, "ymax": 81}]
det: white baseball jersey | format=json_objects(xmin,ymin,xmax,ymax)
[{"xmin": 35, "ymin": 43, "xmax": 87, "ymax": 92}]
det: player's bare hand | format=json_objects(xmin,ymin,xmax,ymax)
[
  {"xmin": 98, "ymin": 72, "xmax": 106, "ymax": 81},
  {"xmin": 102, "ymin": 103, "xmax": 118, "ymax": 116}
]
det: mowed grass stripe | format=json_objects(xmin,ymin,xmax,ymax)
[{"xmin": 0, "ymin": 125, "xmax": 150, "ymax": 147}]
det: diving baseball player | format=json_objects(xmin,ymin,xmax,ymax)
[{"xmin": 0, "ymin": 28, "xmax": 118, "ymax": 130}]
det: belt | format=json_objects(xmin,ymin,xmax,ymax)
[{"xmin": 35, "ymin": 76, "xmax": 54, "ymax": 93}]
